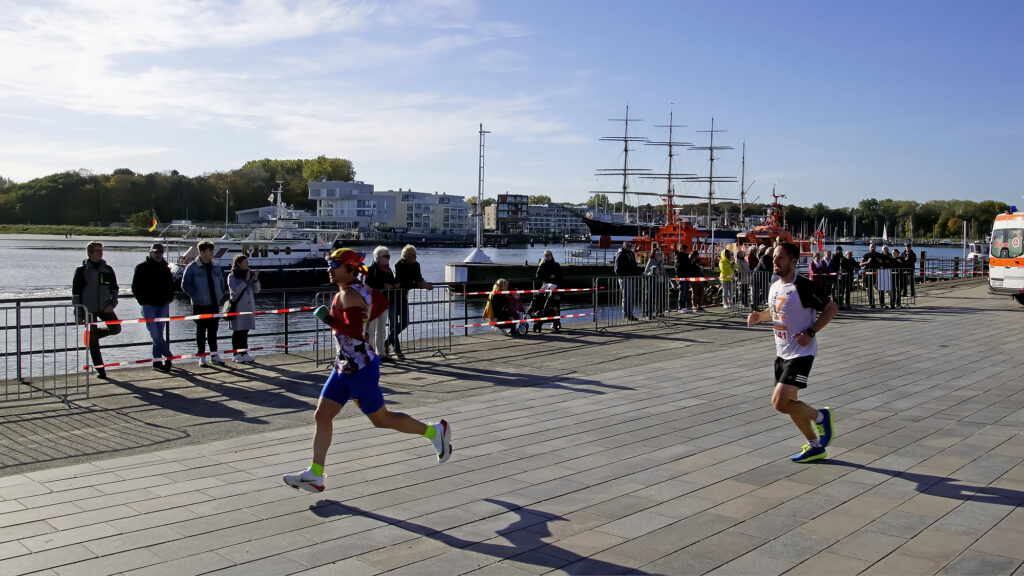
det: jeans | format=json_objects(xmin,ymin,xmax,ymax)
[
  {"xmin": 193, "ymin": 304, "xmax": 220, "ymax": 353},
  {"xmin": 619, "ymin": 277, "xmax": 636, "ymax": 318},
  {"xmin": 386, "ymin": 292, "xmax": 410, "ymax": 347},
  {"xmin": 678, "ymin": 281, "xmax": 691, "ymax": 310},
  {"xmin": 142, "ymin": 303, "xmax": 171, "ymax": 361}
]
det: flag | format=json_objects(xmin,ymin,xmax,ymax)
[
  {"xmin": 882, "ymin": 223, "xmax": 888, "ymax": 241},
  {"xmin": 147, "ymin": 212, "xmax": 157, "ymax": 232}
]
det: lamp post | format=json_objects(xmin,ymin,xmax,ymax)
[{"xmin": 225, "ymin": 189, "xmax": 229, "ymax": 225}]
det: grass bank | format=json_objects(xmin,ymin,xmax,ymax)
[{"xmin": 0, "ymin": 224, "xmax": 183, "ymax": 237}]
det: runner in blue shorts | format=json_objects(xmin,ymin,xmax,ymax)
[{"xmin": 284, "ymin": 248, "xmax": 451, "ymax": 493}]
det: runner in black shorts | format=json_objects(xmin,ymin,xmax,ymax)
[{"xmin": 748, "ymin": 242, "xmax": 838, "ymax": 463}]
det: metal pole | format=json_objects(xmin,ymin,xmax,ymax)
[
  {"xmin": 283, "ymin": 291, "xmax": 289, "ymax": 354},
  {"xmin": 15, "ymin": 301, "xmax": 22, "ymax": 381},
  {"xmin": 225, "ymin": 189, "xmax": 229, "ymax": 225}
]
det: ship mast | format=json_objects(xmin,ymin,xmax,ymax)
[
  {"xmin": 641, "ymin": 107, "xmax": 701, "ymax": 227},
  {"xmin": 689, "ymin": 118, "xmax": 737, "ymax": 229},
  {"xmin": 593, "ymin": 105, "xmax": 651, "ymax": 221}
]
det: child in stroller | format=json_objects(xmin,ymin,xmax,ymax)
[
  {"xmin": 483, "ymin": 278, "xmax": 530, "ymax": 337},
  {"xmin": 528, "ymin": 283, "xmax": 561, "ymax": 333}
]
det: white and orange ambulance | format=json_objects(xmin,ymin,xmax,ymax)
[{"xmin": 989, "ymin": 207, "xmax": 1024, "ymax": 305}]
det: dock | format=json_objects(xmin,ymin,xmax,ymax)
[{"xmin": 1, "ymin": 278, "xmax": 1022, "ymax": 575}]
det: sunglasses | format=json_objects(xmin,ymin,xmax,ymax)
[
  {"xmin": 327, "ymin": 260, "xmax": 344, "ymax": 270},
  {"xmin": 381, "ymin": 254, "xmax": 391, "ymax": 258}
]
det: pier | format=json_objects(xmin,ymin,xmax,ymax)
[{"xmin": 1, "ymin": 278, "xmax": 1022, "ymax": 575}]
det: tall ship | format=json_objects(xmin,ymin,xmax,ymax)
[{"xmin": 586, "ymin": 110, "xmax": 740, "ymax": 246}]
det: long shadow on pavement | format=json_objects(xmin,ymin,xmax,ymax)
[
  {"xmin": 310, "ymin": 497, "xmax": 646, "ymax": 575},
  {"xmin": 822, "ymin": 460, "xmax": 1024, "ymax": 506}
]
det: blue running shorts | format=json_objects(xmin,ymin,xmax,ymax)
[{"xmin": 320, "ymin": 356, "xmax": 384, "ymax": 414}]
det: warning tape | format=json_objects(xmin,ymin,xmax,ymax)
[
  {"xmin": 452, "ymin": 312, "xmax": 593, "ymax": 329},
  {"xmin": 455, "ymin": 287, "xmax": 595, "ymax": 296},
  {"xmin": 83, "ymin": 342, "xmax": 315, "ymax": 372},
  {"xmin": 88, "ymin": 306, "xmax": 314, "ymax": 328}
]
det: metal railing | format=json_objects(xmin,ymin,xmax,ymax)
[{"xmin": 2, "ymin": 302, "xmax": 89, "ymax": 403}]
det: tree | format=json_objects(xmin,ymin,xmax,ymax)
[
  {"xmin": 301, "ymin": 155, "xmax": 355, "ymax": 183},
  {"xmin": 587, "ymin": 194, "xmax": 610, "ymax": 209},
  {"xmin": 946, "ymin": 217, "xmax": 964, "ymax": 237},
  {"xmin": 528, "ymin": 195, "xmax": 552, "ymax": 205}
]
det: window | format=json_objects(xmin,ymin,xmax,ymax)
[{"xmin": 991, "ymin": 228, "xmax": 1024, "ymax": 259}]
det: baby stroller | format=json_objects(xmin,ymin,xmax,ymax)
[
  {"xmin": 488, "ymin": 292, "xmax": 530, "ymax": 337},
  {"xmin": 527, "ymin": 283, "xmax": 561, "ymax": 333}
]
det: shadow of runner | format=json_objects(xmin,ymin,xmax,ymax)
[
  {"xmin": 821, "ymin": 460, "xmax": 1024, "ymax": 506},
  {"xmin": 310, "ymin": 497, "xmax": 646, "ymax": 574}
]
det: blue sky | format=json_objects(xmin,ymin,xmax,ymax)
[{"xmin": 1, "ymin": 0, "xmax": 1021, "ymax": 209}]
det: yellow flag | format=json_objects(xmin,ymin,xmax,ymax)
[{"xmin": 148, "ymin": 213, "xmax": 157, "ymax": 232}]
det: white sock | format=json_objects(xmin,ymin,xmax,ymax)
[
  {"xmin": 809, "ymin": 438, "xmax": 821, "ymax": 448},
  {"xmin": 814, "ymin": 410, "xmax": 824, "ymax": 423}
]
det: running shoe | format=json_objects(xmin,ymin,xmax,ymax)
[
  {"xmin": 283, "ymin": 469, "xmax": 325, "ymax": 493},
  {"xmin": 815, "ymin": 407, "xmax": 835, "ymax": 448},
  {"xmin": 429, "ymin": 419, "xmax": 452, "ymax": 464},
  {"xmin": 211, "ymin": 354, "xmax": 225, "ymax": 365},
  {"xmin": 791, "ymin": 444, "xmax": 827, "ymax": 463},
  {"xmin": 198, "ymin": 356, "xmax": 209, "ymax": 367}
]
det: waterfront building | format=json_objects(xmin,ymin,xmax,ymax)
[
  {"xmin": 307, "ymin": 180, "xmax": 471, "ymax": 234},
  {"xmin": 525, "ymin": 204, "xmax": 589, "ymax": 239},
  {"xmin": 484, "ymin": 193, "xmax": 529, "ymax": 234}
]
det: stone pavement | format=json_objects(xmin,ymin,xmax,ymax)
[{"xmin": 0, "ymin": 279, "xmax": 1022, "ymax": 575}]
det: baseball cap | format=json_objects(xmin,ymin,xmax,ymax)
[{"xmin": 150, "ymin": 243, "xmax": 165, "ymax": 252}]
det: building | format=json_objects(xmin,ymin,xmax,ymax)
[
  {"xmin": 483, "ymin": 194, "xmax": 529, "ymax": 235},
  {"xmin": 307, "ymin": 180, "xmax": 470, "ymax": 234},
  {"xmin": 525, "ymin": 203, "xmax": 589, "ymax": 239}
]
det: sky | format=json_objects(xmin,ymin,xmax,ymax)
[{"xmin": 1, "ymin": 0, "xmax": 1022, "ymax": 210}]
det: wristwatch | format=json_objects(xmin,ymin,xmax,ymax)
[{"xmin": 805, "ymin": 327, "xmax": 816, "ymax": 338}]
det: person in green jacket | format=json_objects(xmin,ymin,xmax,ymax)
[{"xmin": 719, "ymin": 248, "xmax": 736, "ymax": 309}]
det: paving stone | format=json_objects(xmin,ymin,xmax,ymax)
[{"xmin": 938, "ymin": 551, "xmax": 1023, "ymax": 576}]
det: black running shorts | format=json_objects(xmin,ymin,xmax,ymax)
[{"xmin": 774, "ymin": 355, "xmax": 815, "ymax": 389}]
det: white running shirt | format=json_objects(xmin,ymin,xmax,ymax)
[{"xmin": 768, "ymin": 274, "xmax": 830, "ymax": 360}]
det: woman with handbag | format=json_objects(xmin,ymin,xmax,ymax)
[{"xmin": 227, "ymin": 254, "xmax": 260, "ymax": 363}]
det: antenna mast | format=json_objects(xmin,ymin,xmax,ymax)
[
  {"xmin": 641, "ymin": 107, "xmax": 700, "ymax": 227},
  {"xmin": 593, "ymin": 105, "xmax": 651, "ymax": 219}
]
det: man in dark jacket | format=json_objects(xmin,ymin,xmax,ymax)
[
  {"xmin": 72, "ymin": 241, "xmax": 121, "ymax": 379},
  {"xmin": 613, "ymin": 241, "xmax": 641, "ymax": 321},
  {"xmin": 388, "ymin": 244, "xmax": 433, "ymax": 359},
  {"xmin": 674, "ymin": 244, "xmax": 696, "ymax": 313},
  {"xmin": 838, "ymin": 250, "xmax": 857, "ymax": 309},
  {"xmin": 903, "ymin": 243, "xmax": 917, "ymax": 299},
  {"xmin": 860, "ymin": 242, "xmax": 884, "ymax": 308},
  {"xmin": 132, "ymin": 243, "xmax": 175, "ymax": 372}
]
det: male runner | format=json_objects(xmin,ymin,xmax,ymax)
[{"xmin": 748, "ymin": 242, "xmax": 838, "ymax": 462}]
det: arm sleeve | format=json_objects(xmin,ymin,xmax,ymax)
[{"xmin": 71, "ymin": 267, "xmax": 83, "ymax": 305}]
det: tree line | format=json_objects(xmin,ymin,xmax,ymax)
[{"xmin": 0, "ymin": 156, "xmax": 353, "ymax": 227}]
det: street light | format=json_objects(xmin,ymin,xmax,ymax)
[{"xmin": 225, "ymin": 189, "xmax": 230, "ymax": 225}]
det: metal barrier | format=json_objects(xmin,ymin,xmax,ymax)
[
  {"xmin": 313, "ymin": 286, "xmax": 453, "ymax": 366},
  {"xmin": 593, "ymin": 275, "xmax": 673, "ymax": 331},
  {"xmin": 2, "ymin": 302, "xmax": 90, "ymax": 403}
]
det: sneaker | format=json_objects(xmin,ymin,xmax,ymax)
[
  {"xmin": 429, "ymin": 419, "xmax": 452, "ymax": 464},
  {"xmin": 211, "ymin": 354, "xmax": 225, "ymax": 365},
  {"xmin": 233, "ymin": 354, "xmax": 245, "ymax": 363},
  {"xmin": 283, "ymin": 469, "xmax": 325, "ymax": 493},
  {"xmin": 791, "ymin": 444, "xmax": 827, "ymax": 463},
  {"xmin": 815, "ymin": 407, "xmax": 835, "ymax": 448},
  {"xmin": 199, "ymin": 356, "xmax": 210, "ymax": 367},
  {"xmin": 241, "ymin": 353, "xmax": 255, "ymax": 363}
]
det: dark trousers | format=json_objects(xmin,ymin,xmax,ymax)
[
  {"xmin": 87, "ymin": 310, "xmax": 122, "ymax": 369},
  {"xmin": 232, "ymin": 329, "xmax": 249, "ymax": 353},
  {"xmin": 194, "ymin": 304, "xmax": 220, "ymax": 353}
]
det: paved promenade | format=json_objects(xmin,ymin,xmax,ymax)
[{"xmin": 1, "ymin": 279, "xmax": 1022, "ymax": 575}]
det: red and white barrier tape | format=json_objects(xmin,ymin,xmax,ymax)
[
  {"xmin": 452, "ymin": 312, "xmax": 593, "ymax": 329},
  {"xmin": 88, "ymin": 306, "xmax": 314, "ymax": 328},
  {"xmin": 455, "ymin": 287, "xmax": 595, "ymax": 296}
]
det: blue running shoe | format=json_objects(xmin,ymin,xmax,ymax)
[
  {"xmin": 791, "ymin": 444, "xmax": 827, "ymax": 463},
  {"xmin": 814, "ymin": 407, "xmax": 835, "ymax": 448}
]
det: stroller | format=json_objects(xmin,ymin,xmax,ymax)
[
  {"xmin": 488, "ymin": 292, "xmax": 530, "ymax": 337},
  {"xmin": 527, "ymin": 283, "xmax": 561, "ymax": 333}
]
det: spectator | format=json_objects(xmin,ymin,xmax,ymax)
[
  {"xmin": 388, "ymin": 244, "xmax": 433, "ymax": 360},
  {"xmin": 643, "ymin": 249, "xmax": 666, "ymax": 319},
  {"xmin": 613, "ymin": 240, "xmax": 641, "ymax": 321},
  {"xmin": 826, "ymin": 248, "xmax": 841, "ymax": 301},
  {"xmin": 227, "ymin": 254, "xmax": 260, "ymax": 363},
  {"xmin": 859, "ymin": 242, "xmax": 884, "ymax": 308},
  {"xmin": 809, "ymin": 252, "xmax": 826, "ymax": 290},
  {"xmin": 903, "ymin": 242, "xmax": 917, "ymax": 299},
  {"xmin": 365, "ymin": 246, "xmax": 397, "ymax": 362},
  {"xmin": 534, "ymin": 249, "xmax": 563, "ymax": 332},
  {"xmin": 690, "ymin": 248, "xmax": 707, "ymax": 311},
  {"xmin": 72, "ymin": 241, "xmax": 121, "ymax": 379},
  {"xmin": 752, "ymin": 245, "xmax": 772, "ymax": 308},
  {"xmin": 736, "ymin": 248, "xmax": 751, "ymax": 309},
  {"xmin": 181, "ymin": 240, "xmax": 226, "ymax": 366},
  {"xmin": 674, "ymin": 244, "xmax": 694, "ymax": 313},
  {"xmin": 131, "ymin": 243, "xmax": 175, "ymax": 372},
  {"xmin": 838, "ymin": 250, "xmax": 857, "ymax": 310},
  {"xmin": 880, "ymin": 245, "xmax": 896, "ymax": 309},
  {"xmin": 719, "ymin": 249, "xmax": 736, "ymax": 309}
]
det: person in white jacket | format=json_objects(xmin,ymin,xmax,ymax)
[{"xmin": 227, "ymin": 254, "xmax": 261, "ymax": 363}]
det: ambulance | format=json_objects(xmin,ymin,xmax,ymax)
[{"xmin": 989, "ymin": 206, "xmax": 1024, "ymax": 305}]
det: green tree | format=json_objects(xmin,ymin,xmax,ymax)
[
  {"xmin": 528, "ymin": 195, "xmax": 552, "ymax": 205},
  {"xmin": 301, "ymin": 155, "xmax": 354, "ymax": 182}
]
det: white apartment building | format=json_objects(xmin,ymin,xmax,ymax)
[{"xmin": 307, "ymin": 180, "xmax": 470, "ymax": 233}]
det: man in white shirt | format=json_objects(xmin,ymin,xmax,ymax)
[{"xmin": 748, "ymin": 242, "xmax": 839, "ymax": 463}]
